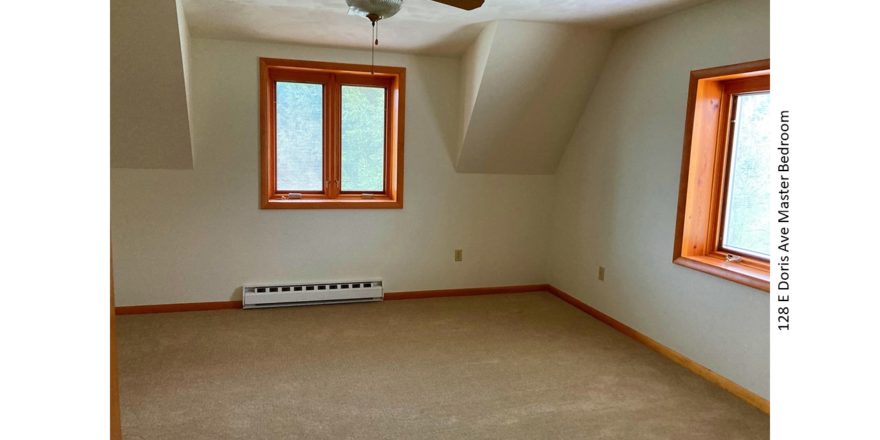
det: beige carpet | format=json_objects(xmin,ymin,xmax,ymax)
[{"xmin": 117, "ymin": 292, "xmax": 769, "ymax": 439}]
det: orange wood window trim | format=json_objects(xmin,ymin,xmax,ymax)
[
  {"xmin": 673, "ymin": 59, "xmax": 770, "ymax": 292},
  {"xmin": 260, "ymin": 58, "xmax": 405, "ymax": 209}
]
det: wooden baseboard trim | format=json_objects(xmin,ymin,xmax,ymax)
[
  {"xmin": 385, "ymin": 284, "xmax": 547, "ymax": 300},
  {"xmin": 115, "ymin": 300, "xmax": 243, "ymax": 315},
  {"xmin": 544, "ymin": 284, "xmax": 769, "ymax": 414},
  {"xmin": 113, "ymin": 284, "xmax": 548, "ymax": 314}
]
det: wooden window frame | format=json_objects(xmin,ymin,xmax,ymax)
[
  {"xmin": 260, "ymin": 58, "xmax": 405, "ymax": 209},
  {"xmin": 673, "ymin": 59, "xmax": 770, "ymax": 292}
]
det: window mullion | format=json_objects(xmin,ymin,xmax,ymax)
[{"xmin": 325, "ymin": 74, "xmax": 339, "ymax": 199}]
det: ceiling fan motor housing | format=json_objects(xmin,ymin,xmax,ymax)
[{"xmin": 346, "ymin": 0, "xmax": 404, "ymax": 21}]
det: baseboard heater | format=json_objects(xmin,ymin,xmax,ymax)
[{"xmin": 242, "ymin": 280, "xmax": 383, "ymax": 309}]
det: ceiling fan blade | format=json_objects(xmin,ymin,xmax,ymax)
[{"xmin": 430, "ymin": 0, "xmax": 485, "ymax": 11}]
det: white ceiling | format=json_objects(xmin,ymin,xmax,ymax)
[{"xmin": 183, "ymin": 0, "xmax": 711, "ymax": 55}]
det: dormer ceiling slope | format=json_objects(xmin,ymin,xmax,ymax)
[
  {"xmin": 456, "ymin": 21, "xmax": 613, "ymax": 174},
  {"xmin": 112, "ymin": 0, "xmax": 194, "ymax": 169}
]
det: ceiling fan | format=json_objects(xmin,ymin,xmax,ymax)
[
  {"xmin": 346, "ymin": 0, "xmax": 485, "ymax": 61},
  {"xmin": 346, "ymin": 0, "xmax": 485, "ymax": 24}
]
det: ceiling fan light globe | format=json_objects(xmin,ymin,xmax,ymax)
[{"xmin": 346, "ymin": 0, "xmax": 403, "ymax": 20}]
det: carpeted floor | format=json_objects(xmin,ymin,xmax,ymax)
[{"xmin": 117, "ymin": 292, "xmax": 769, "ymax": 439}]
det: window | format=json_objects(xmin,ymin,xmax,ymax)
[
  {"xmin": 673, "ymin": 59, "xmax": 770, "ymax": 292},
  {"xmin": 260, "ymin": 58, "xmax": 405, "ymax": 209}
]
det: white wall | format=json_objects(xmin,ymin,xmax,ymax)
[
  {"xmin": 111, "ymin": 38, "xmax": 555, "ymax": 307},
  {"xmin": 548, "ymin": 0, "xmax": 770, "ymax": 398}
]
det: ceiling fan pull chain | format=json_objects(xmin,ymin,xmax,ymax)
[{"xmin": 371, "ymin": 20, "xmax": 376, "ymax": 75}]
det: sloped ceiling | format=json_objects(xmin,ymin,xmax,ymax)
[
  {"xmin": 111, "ymin": 0, "xmax": 194, "ymax": 169},
  {"xmin": 455, "ymin": 21, "xmax": 613, "ymax": 174}
]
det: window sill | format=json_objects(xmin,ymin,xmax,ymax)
[
  {"xmin": 261, "ymin": 198, "xmax": 402, "ymax": 209},
  {"xmin": 674, "ymin": 255, "xmax": 769, "ymax": 292}
]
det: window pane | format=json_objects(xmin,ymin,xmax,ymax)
[
  {"xmin": 722, "ymin": 92, "xmax": 771, "ymax": 257},
  {"xmin": 276, "ymin": 82, "xmax": 323, "ymax": 191},
  {"xmin": 341, "ymin": 85, "xmax": 385, "ymax": 192}
]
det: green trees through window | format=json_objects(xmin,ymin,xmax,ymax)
[
  {"xmin": 274, "ymin": 82, "xmax": 386, "ymax": 193},
  {"xmin": 275, "ymin": 82, "xmax": 323, "ymax": 191},
  {"xmin": 341, "ymin": 86, "xmax": 385, "ymax": 192},
  {"xmin": 722, "ymin": 92, "xmax": 771, "ymax": 257}
]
